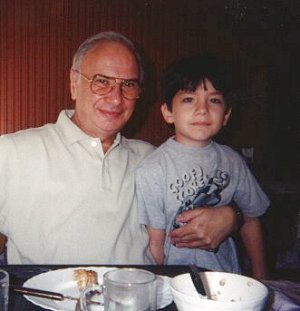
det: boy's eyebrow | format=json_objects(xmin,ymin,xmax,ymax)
[
  {"xmin": 178, "ymin": 89, "xmax": 196, "ymax": 94},
  {"xmin": 178, "ymin": 90, "xmax": 224, "ymax": 96},
  {"xmin": 209, "ymin": 91, "xmax": 223, "ymax": 95}
]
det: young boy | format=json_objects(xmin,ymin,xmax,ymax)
[{"xmin": 135, "ymin": 54, "xmax": 270, "ymax": 279}]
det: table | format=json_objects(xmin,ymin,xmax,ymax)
[
  {"xmin": 2, "ymin": 265, "xmax": 300, "ymax": 310},
  {"xmin": 2, "ymin": 265, "xmax": 193, "ymax": 311}
]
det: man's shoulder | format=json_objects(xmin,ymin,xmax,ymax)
[
  {"xmin": 0, "ymin": 123, "xmax": 56, "ymax": 144},
  {"xmin": 0, "ymin": 110, "xmax": 69, "ymax": 146},
  {"xmin": 121, "ymin": 137, "xmax": 155, "ymax": 157},
  {"xmin": 1, "ymin": 123, "xmax": 54, "ymax": 139}
]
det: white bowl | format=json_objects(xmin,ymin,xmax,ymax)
[{"xmin": 171, "ymin": 271, "xmax": 270, "ymax": 311}]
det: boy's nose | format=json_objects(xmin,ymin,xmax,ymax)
[{"xmin": 195, "ymin": 100, "xmax": 208, "ymax": 114}]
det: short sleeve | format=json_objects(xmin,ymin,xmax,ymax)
[
  {"xmin": 233, "ymin": 158, "xmax": 270, "ymax": 217},
  {"xmin": 135, "ymin": 163, "xmax": 167, "ymax": 229}
]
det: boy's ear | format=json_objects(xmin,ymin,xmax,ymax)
[
  {"xmin": 161, "ymin": 103, "xmax": 174, "ymax": 124},
  {"xmin": 223, "ymin": 107, "xmax": 232, "ymax": 126}
]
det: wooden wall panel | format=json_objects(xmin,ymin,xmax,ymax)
[
  {"xmin": 0, "ymin": 0, "xmax": 235, "ymax": 144},
  {"xmin": 0, "ymin": 0, "xmax": 299, "ymax": 180}
]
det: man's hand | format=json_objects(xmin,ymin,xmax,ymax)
[{"xmin": 168, "ymin": 206, "xmax": 236, "ymax": 249}]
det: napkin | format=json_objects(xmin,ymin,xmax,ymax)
[{"xmin": 263, "ymin": 280, "xmax": 300, "ymax": 310}]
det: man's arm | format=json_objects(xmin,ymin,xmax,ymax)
[
  {"xmin": 168, "ymin": 206, "xmax": 238, "ymax": 249},
  {"xmin": 146, "ymin": 227, "xmax": 165, "ymax": 265},
  {"xmin": 240, "ymin": 216, "xmax": 267, "ymax": 279}
]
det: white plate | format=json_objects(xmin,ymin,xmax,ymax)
[{"xmin": 23, "ymin": 266, "xmax": 173, "ymax": 310}]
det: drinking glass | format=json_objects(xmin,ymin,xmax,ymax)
[
  {"xmin": 79, "ymin": 268, "xmax": 157, "ymax": 311},
  {"xmin": 0, "ymin": 269, "xmax": 9, "ymax": 311}
]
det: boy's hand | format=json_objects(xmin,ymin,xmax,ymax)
[{"xmin": 169, "ymin": 206, "xmax": 236, "ymax": 249}]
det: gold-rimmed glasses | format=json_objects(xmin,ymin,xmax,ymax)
[{"xmin": 73, "ymin": 69, "xmax": 141, "ymax": 100}]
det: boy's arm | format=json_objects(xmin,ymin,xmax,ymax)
[
  {"xmin": 0, "ymin": 233, "xmax": 6, "ymax": 254},
  {"xmin": 240, "ymin": 216, "xmax": 267, "ymax": 280},
  {"xmin": 146, "ymin": 227, "xmax": 166, "ymax": 265}
]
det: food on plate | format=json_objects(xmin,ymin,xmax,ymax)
[{"xmin": 73, "ymin": 269, "xmax": 98, "ymax": 291}]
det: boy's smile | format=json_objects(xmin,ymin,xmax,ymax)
[{"xmin": 161, "ymin": 79, "xmax": 231, "ymax": 147}]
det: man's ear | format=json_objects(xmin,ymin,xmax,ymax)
[
  {"xmin": 161, "ymin": 103, "xmax": 174, "ymax": 124},
  {"xmin": 223, "ymin": 107, "xmax": 232, "ymax": 126},
  {"xmin": 70, "ymin": 69, "xmax": 77, "ymax": 100}
]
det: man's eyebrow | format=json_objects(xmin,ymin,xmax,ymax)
[
  {"xmin": 93, "ymin": 73, "xmax": 139, "ymax": 81},
  {"xmin": 124, "ymin": 78, "xmax": 139, "ymax": 82}
]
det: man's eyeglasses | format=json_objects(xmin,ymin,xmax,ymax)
[{"xmin": 73, "ymin": 69, "xmax": 141, "ymax": 100}]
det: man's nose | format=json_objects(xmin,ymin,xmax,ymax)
[{"xmin": 108, "ymin": 84, "xmax": 123, "ymax": 105}]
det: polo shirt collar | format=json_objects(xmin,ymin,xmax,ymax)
[{"xmin": 56, "ymin": 109, "xmax": 122, "ymax": 148}]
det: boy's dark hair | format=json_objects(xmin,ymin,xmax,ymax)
[{"xmin": 161, "ymin": 54, "xmax": 238, "ymax": 110}]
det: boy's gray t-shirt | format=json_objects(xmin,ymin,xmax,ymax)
[{"xmin": 136, "ymin": 137, "xmax": 270, "ymax": 272}]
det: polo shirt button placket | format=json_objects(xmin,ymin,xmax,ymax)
[{"xmin": 91, "ymin": 141, "xmax": 98, "ymax": 148}]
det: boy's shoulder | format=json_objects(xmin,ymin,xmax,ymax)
[
  {"xmin": 137, "ymin": 139, "xmax": 169, "ymax": 168},
  {"xmin": 214, "ymin": 141, "xmax": 242, "ymax": 159},
  {"xmin": 213, "ymin": 142, "xmax": 249, "ymax": 171}
]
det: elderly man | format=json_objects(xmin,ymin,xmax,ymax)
[{"xmin": 0, "ymin": 32, "xmax": 238, "ymax": 264}]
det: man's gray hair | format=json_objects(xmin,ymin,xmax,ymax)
[{"xmin": 72, "ymin": 31, "xmax": 144, "ymax": 83}]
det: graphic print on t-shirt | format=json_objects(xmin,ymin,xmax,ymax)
[{"xmin": 170, "ymin": 167, "xmax": 230, "ymax": 229}]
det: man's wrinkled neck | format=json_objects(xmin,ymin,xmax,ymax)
[{"xmin": 71, "ymin": 112, "xmax": 116, "ymax": 154}]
